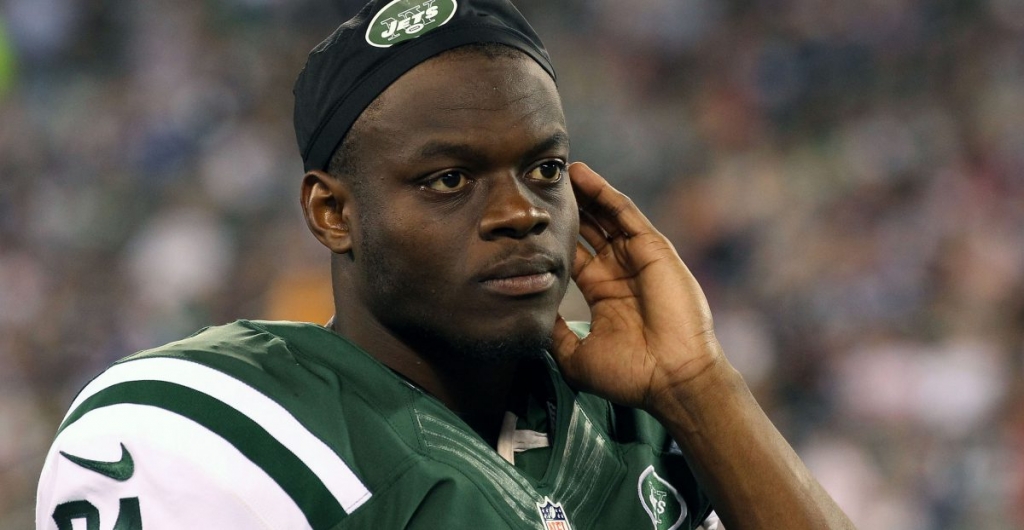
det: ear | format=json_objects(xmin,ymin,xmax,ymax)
[{"xmin": 301, "ymin": 170, "xmax": 354, "ymax": 254}]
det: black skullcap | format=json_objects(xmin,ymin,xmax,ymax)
[{"xmin": 294, "ymin": 0, "xmax": 556, "ymax": 172}]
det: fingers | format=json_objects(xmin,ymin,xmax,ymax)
[
  {"xmin": 578, "ymin": 211, "xmax": 610, "ymax": 254},
  {"xmin": 569, "ymin": 162, "xmax": 654, "ymax": 240}
]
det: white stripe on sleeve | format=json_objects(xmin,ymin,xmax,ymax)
[{"xmin": 64, "ymin": 356, "xmax": 371, "ymax": 513}]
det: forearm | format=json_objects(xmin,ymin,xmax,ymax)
[
  {"xmin": 561, "ymin": 163, "xmax": 854, "ymax": 528},
  {"xmin": 650, "ymin": 358, "xmax": 855, "ymax": 530}
]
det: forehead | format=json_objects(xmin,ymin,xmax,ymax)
[{"xmin": 356, "ymin": 50, "xmax": 566, "ymax": 161}]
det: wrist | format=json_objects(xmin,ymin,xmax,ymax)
[{"xmin": 646, "ymin": 355, "xmax": 750, "ymax": 437}]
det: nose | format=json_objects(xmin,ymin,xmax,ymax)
[{"xmin": 478, "ymin": 175, "xmax": 551, "ymax": 240}]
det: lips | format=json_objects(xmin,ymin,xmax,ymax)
[{"xmin": 476, "ymin": 254, "xmax": 561, "ymax": 296}]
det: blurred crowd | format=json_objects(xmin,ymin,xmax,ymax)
[{"xmin": 2, "ymin": 0, "xmax": 1023, "ymax": 528}]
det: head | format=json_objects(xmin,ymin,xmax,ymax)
[{"xmin": 301, "ymin": 42, "xmax": 579, "ymax": 363}]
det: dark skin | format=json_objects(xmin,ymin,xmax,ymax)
[
  {"xmin": 302, "ymin": 51, "xmax": 855, "ymax": 530},
  {"xmin": 302, "ymin": 52, "xmax": 577, "ymax": 443}
]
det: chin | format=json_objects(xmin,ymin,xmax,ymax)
[
  {"xmin": 446, "ymin": 329, "xmax": 552, "ymax": 363},
  {"xmin": 419, "ymin": 312, "xmax": 556, "ymax": 364},
  {"xmin": 491, "ymin": 307, "xmax": 558, "ymax": 343}
]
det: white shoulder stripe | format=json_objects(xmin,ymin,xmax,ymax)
[
  {"xmin": 43, "ymin": 404, "xmax": 314, "ymax": 530},
  {"xmin": 65, "ymin": 356, "xmax": 372, "ymax": 514}
]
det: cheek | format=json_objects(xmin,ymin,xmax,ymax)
[
  {"xmin": 358, "ymin": 207, "xmax": 467, "ymax": 289},
  {"xmin": 550, "ymin": 190, "xmax": 580, "ymax": 246},
  {"xmin": 565, "ymin": 192, "xmax": 580, "ymax": 232}
]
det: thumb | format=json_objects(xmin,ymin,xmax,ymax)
[{"xmin": 549, "ymin": 314, "xmax": 580, "ymax": 366}]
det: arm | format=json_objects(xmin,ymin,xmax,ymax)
[{"xmin": 550, "ymin": 163, "xmax": 854, "ymax": 530}]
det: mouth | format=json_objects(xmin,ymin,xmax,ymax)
[
  {"xmin": 477, "ymin": 255, "xmax": 560, "ymax": 297},
  {"xmin": 480, "ymin": 271, "xmax": 557, "ymax": 296}
]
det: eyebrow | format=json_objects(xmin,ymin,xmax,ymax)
[
  {"xmin": 520, "ymin": 131, "xmax": 571, "ymax": 165},
  {"xmin": 414, "ymin": 131, "xmax": 571, "ymax": 166}
]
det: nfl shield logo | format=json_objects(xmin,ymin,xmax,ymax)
[{"xmin": 537, "ymin": 497, "xmax": 573, "ymax": 530}]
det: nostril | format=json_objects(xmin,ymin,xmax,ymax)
[
  {"xmin": 482, "ymin": 207, "xmax": 550, "ymax": 240},
  {"xmin": 528, "ymin": 217, "xmax": 549, "ymax": 236}
]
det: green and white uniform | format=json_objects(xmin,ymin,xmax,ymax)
[{"xmin": 37, "ymin": 320, "xmax": 718, "ymax": 529}]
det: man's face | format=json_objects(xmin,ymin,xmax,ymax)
[{"xmin": 343, "ymin": 50, "xmax": 578, "ymax": 360}]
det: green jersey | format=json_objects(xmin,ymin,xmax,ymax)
[{"xmin": 37, "ymin": 320, "xmax": 716, "ymax": 529}]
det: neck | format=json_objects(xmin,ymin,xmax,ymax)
[{"xmin": 331, "ymin": 308, "xmax": 519, "ymax": 443}]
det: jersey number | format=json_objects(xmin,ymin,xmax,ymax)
[{"xmin": 52, "ymin": 497, "xmax": 142, "ymax": 530}]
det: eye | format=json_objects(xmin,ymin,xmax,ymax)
[
  {"xmin": 425, "ymin": 171, "xmax": 471, "ymax": 192},
  {"xmin": 526, "ymin": 161, "xmax": 565, "ymax": 183}
]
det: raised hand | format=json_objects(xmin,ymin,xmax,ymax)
[
  {"xmin": 551, "ymin": 162, "xmax": 856, "ymax": 530},
  {"xmin": 550, "ymin": 162, "xmax": 726, "ymax": 413}
]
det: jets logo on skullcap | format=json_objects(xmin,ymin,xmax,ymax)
[
  {"xmin": 366, "ymin": 0, "xmax": 459, "ymax": 48},
  {"xmin": 638, "ymin": 465, "xmax": 687, "ymax": 530},
  {"xmin": 537, "ymin": 497, "xmax": 572, "ymax": 530}
]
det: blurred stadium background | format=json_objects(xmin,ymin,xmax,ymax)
[{"xmin": 2, "ymin": 0, "xmax": 1024, "ymax": 528}]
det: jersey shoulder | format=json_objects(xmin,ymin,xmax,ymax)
[{"xmin": 38, "ymin": 320, "xmax": 423, "ymax": 530}]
